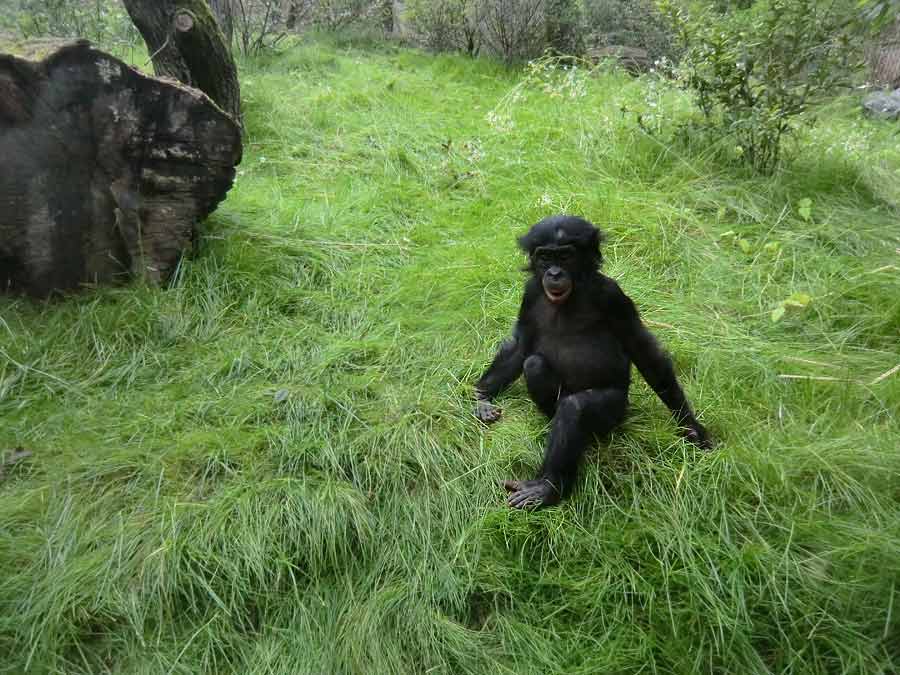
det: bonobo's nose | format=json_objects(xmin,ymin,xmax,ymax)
[{"xmin": 548, "ymin": 266, "xmax": 562, "ymax": 279}]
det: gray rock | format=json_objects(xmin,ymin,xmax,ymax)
[
  {"xmin": 587, "ymin": 45, "xmax": 651, "ymax": 74},
  {"xmin": 862, "ymin": 89, "xmax": 900, "ymax": 120}
]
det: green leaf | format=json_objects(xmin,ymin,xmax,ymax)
[
  {"xmin": 797, "ymin": 197, "xmax": 813, "ymax": 222},
  {"xmin": 785, "ymin": 292, "xmax": 811, "ymax": 308}
]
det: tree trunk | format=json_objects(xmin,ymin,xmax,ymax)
[
  {"xmin": 286, "ymin": 1, "xmax": 300, "ymax": 29},
  {"xmin": 0, "ymin": 41, "xmax": 242, "ymax": 297},
  {"xmin": 208, "ymin": 0, "xmax": 234, "ymax": 45},
  {"xmin": 122, "ymin": 0, "xmax": 241, "ymax": 125},
  {"xmin": 380, "ymin": 0, "xmax": 393, "ymax": 36}
]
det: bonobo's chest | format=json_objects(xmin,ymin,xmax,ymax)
[
  {"xmin": 525, "ymin": 294, "xmax": 623, "ymax": 358},
  {"xmin": 526, "ymin": 294, "xmax": 609, "ymax": 339},
  {"xmin": 524, "ymin": 293, "xmax": 629, "ymax": 390}
]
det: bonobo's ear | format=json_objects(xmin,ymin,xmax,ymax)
[{"xmin": 517, "ymin": 227, "xmax": 538, "ymax": 254}]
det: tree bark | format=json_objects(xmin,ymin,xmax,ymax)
[
  {"xmin": 208, "ymin": 0, "xmax": 234, "ymax": 45},
  {"xmin": 122, "ymin": 0, "xmax": 241, "ymax": 124},
  {"xmin": 0, "ymin": 41, "xmax": 242, "ymax": 297}
]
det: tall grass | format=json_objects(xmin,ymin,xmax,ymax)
[{"xmin": 1, "ymin": 35, "xmax": 898, "ymax": 673}]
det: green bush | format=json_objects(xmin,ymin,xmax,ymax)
[
  {"xmin": 405, "ymin": 0, "xmax": 480, "ymax": 54},
  {"xmin": 6, "ymin": 0, "xmax": 137, "ymax": 46},
  {"xmin": 583, "ymin": 0, "xmax": 674, "ymax": 61},
  {"xmin": 309, "ymin": 0, "xmax": 374, "ymax": 31},
  {"xmin": 543, "ymin": 0, "xmax": 583, "ymax": 56},
  {"xmin": 660, "ymin": 0, "xmax": 861, "ymax": 173},
  {"xmin": 406, "ymin": 0, "xmax": 584, "ymax": 62},
  {"xmin": 861, "ymin": 0, "xmax": 900, "ymax": 30},
  {"xmin": 476, "ymin": 0, "xmax": 548, "ymax": 63}
]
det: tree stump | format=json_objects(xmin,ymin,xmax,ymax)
[
  {"xmin": 123, "ymin": 0, "xmax": 241, "ymax": 124},
  {"xmin": 0, "ymin": 41, "xmax": 242, "ymax": 297}
]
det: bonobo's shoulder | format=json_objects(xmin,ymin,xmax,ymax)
[
  {"xmin": 591, "ymin": 275, "xmax": 636, "ymax": 314},
  {"xmin": 517, "ymin": 277, "xmax": 541, "ymax": 316},
  {"xmin": 522, "ymin": 276, "xmax": 542, "ymax": 301},
  {"xmin": 591, "ymin": 274, "xmax": 627, "ymax": 302}
]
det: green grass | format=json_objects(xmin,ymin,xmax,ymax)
[{"xmin": 2, "ymin": 35, "xmax": 899, "ymax": 673}]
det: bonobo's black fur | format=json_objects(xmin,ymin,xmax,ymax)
[{"xmin": 475, "ymin": 215, "xmax": 711, "ymax": 509}]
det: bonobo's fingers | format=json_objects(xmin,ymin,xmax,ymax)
[
  {"xmin": 508, "ymin": 492, "xmax": 540, "ymax": 509},
  {"xmin": 502, "ymin": 479, "xmax": 521, "ymax": 493},
  {"xmin": 475, "ymin": 399, "xmax": 502, "ymax": 424},
  {"xmin": 504, "ymin": 479, "xmax": 560, "ymax": 509}
]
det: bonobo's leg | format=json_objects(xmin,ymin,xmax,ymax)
[
  {"xmin": 523, "ymin": 354, "xmax": 562, "ymax": 418},
  {"xmin": 504, "ymin": 388, "xmax": 627, "ymax": 509}
]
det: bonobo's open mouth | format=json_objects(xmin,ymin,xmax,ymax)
[{"xmin": 544, "ymin": 284, "xmax": 572, "ymax": 304}]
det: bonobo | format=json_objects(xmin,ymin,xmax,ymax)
[{"xmin": 475, "ymin": 215, "xmax": 711, "ymax": 509}]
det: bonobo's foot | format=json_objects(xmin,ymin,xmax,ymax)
[
  {"xmin": 683, "ymin": 423, "xmax": 714, "ymax": 450},
  {"xmin": 502, "ymin": 479, "xmax": 561, "ymax": 509},
  {"xmin": 475, "ymin": 399, "xmax": 502, "ymax": 424}
]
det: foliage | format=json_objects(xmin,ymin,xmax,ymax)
[
  {"xmin": 476, "ymin": 0, "xmax": 547, "ymax": 63},
  {"xmin": 233, "ymin": 0, "xmax": 289, "ymax": 55},
  {"xmin": 404, "ymin": 0, "xmax": 480, "ymax": 54},
  {"xmin": 308, "ymin": 0, "xmax": 374, "ymax": 31},
  {"xmin": 5, "ymin": 0, "xmax": 138, "ymax": 46},
  {"xmin": 583, "ymin": 0, "xmax": 674, "ymax": 60},
  {"xmin": 407, "ymin": 0, "xmax": 582, "ymax": 60},
  {"xmin": 542, "ymin": 0, "xmax": 582, "ymax": 56},
  {"xmin": 711, "ymin": 0, "xmax": 756, "ymax": 10},
  {"xmin": 1, "ymin": 36, "xmax": 899, "ymax": 674},
  {"xmin": 226, "ymin": 0, "xmax": 380, "ymax": 47},
  {"xmin": 861, "ymin": 0, "xmax": 900, "ymax": 31},
  {"xmin": 659, "ymin": 0, "xmax": 862, "ymax": 173}
]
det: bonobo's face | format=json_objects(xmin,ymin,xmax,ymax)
[
  {"xmin": 532, "ymin": 245, "xmax": 575, "ymax": 305},
  {"xmin": 519, "ymin": 215, "xmax": 603, "ymax": 305}
]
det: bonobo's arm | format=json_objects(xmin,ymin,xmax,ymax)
[
  {"xmin": 474, "ymin": 322, "xmax": 525, "ymax": 423},
  {"xmin": 608, "ymin": 282, "xmax": 712, "ymax": 448}
]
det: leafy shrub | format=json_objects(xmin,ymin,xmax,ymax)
[
  {"xmin": 583, "ymin": 0, "xmax": 674, "ymax": 61},
  {"xmin": 229, "ymin": 0, "xmax": 385, "ymax": 51},
  {"xmin": 543, "ymin": 0, "xmax": 583, "ymax": 56},
  {"xmin": 7, "ymin": 0, "xmax": 137, "ymax": 46},
  {"xmin": 309, "ymin": 0, "xmax": 374, "ymax": 31},
  {"xmin": 660, "ymin": 0, "xmax": 861, "ymax": 173},
  {"xmin": 861, "ymin": 0, "xmax": 900, "ymax": 30},
  {"xmin": 475, "ymin": 0, "xmax": 547, "ymax": 63},
  {"xmin": 233, "ymin": 0, "xmax": 289, "ymax": 55},
  {"xmin": 405, "ymin": 0, "xmax": 480, "ymax": 54},
  {"xmin": 405, "ymin": 0, "xmax": 584, "ymax": 62}
]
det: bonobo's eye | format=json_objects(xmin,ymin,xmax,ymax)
[
  {"xmin": 532, "ymin": 249, "xmax": 552, "ymax": 267},
  {"xmin": 533, "ymin": 245, "xmax": 575, "ymax": 268}
]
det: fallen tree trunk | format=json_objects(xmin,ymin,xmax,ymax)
[
  {"xmin": 123, "ymin": 0, "xmax": 242, "ymax": 124},
  {"xmin": 0, "ymin": 41, "xmax": 242, "ymax": 297}
]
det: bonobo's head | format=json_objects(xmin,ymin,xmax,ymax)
[{"xmin": 518, "ymin": 215, "xmax": 603, "ymax": 305}]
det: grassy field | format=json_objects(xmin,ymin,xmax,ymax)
[{"xmin": 2, "ymin": 35, "xmax": 899, "ymax": 673}]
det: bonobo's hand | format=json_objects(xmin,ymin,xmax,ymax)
[
  {"xmin": 503, "ymin": 479, "xmax": 560, "ymax": 509},
  {"xmin": 474, "ymin": 393, "xmax": 502, "ymax": 424},
  {"xmin": 683, "ymin": 422, "xmax": 714, "ymax": 450}
]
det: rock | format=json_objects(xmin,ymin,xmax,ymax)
[
  {"xmin": 586, "ymin": 45, "xmax": 652, "ymax": 74},
  {"xmin": 862, "ymin": 89, "xmax": 900, "ymax": 120}
]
